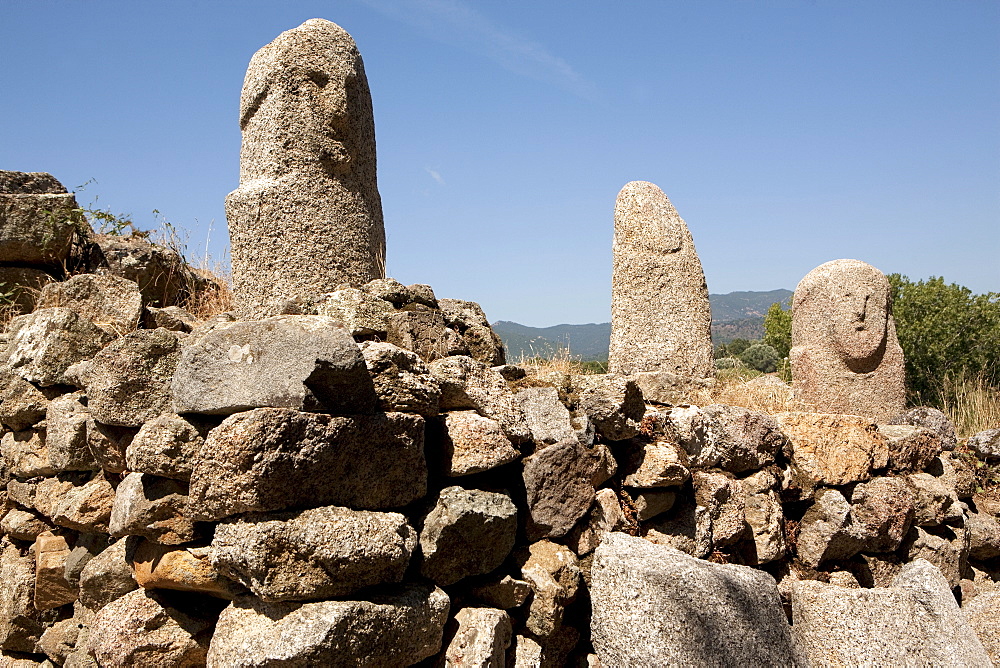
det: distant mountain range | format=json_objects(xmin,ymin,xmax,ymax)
[{"xmin": 494, "ymin": 289, "xmax": 792, "ymax": 362}]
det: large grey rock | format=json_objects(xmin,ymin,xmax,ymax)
[
  {"xmin": 126, "ymin": 413, "xmax": 208, "ymax": 481},
  {"xmin": 0, "ymin": 191, "xmax": 81, "ymax": 266},
  {"xmin": 77, "ymin": 539, "xmax": 138, "ymax": 612},
  {"xmin": 36, "ymin": 274, "xmax": 143, "ymax": 333},
  {"xmin": 591, "ymin": 533, "xmax": 802, "ymax": 667},
  {"xmin": 514, "ymin": 386, "xmax": 577, "ymax": 445},
  {"xmin": 86, "ymin": 589, "xmax": 211, "ymax": 667},
  {"xmin": 82, "ymin": 329, "xmax": 181, "ymax": 427},
  {"xmin": 443, "ymin": 607, "xmax": 512, "ymax": 668},
  {"xmin": 359, "ymin": 341, "xmax": 440, "ymax": 417},
  {"xmin": 211, "ymin": 505, "xmax": 416, "ymax": 601},
  {"xmin": 796, "ymin": 488, "xmax": 863, "ymax": 568},
  {"xmin": 429, "ymin": 355, "xmax": 530, "ymax": 444},
  {"xmin": 437, "ymin": 298, "xmax": 505, "ymax": 366},
  {"xmin": 226, "ymin": 19, "xmax": 385, "ymax": 319},
  {"xmin": 171, "ymin": 315, "xmax": 376, "ymax": 415},
  {"xmin": 187, "ymin": 408, "xmax": 426, "ymax": 520},
  {"xmin": 901, "ymin": 525, "xmax": 969, "ymax": 589},
  {"xmin": 673, "ymin": 404, "xmax": 785, "ymax": 473},
  {"xmin": 386, "ymin": 310, "xmax": 451, "ymax": 362},
  {"xmin": 206, "ymin": 585, "xmax": 449, "ymax": 667},
  {"xmin": 44, "ymin": 393, "xmax": 98, "ymax": 472},
  {"xmin": 791, "ymin": 559, "xmax": 991, "ymax": 666},
  {"xmin": 608, "ymin": 181, "xmax": 714, "ymax": 382},
  {"xmin": 522, "ymin": 439, "xmax": 597, "ymax": 539},
  {"xmin": 109, "ymin": 473, "xmax": 197, "ymax": 544},
  {"xmin": 315, "ymin": 287, "xmax": 393, "ymax": 336},
  {"xmin": 692, "ymin": 470, "xmax": 748, "ymax": 548},
  {"xmin": 888, "ymin": 406, "xmax": 958, "ymax": 451},
  {"xmin": 791, "ymin": 259, "xmax": 906, "ymax": 421},
  {"xmin": 419, "ymin": 486, "xmax": 517, "ymax": 586},
  {"xmin": 3, "ymin": 308, "xmax": 114, "ymax": 387},
  {"xmin": 964, "ymin": 591, "xmax": 1000, "ymax": 665},
  {"xmin": 573, "ymin": 374, "xmax": 643, "ymax": 441},
  {"xmin": 438, "ymin": 411, "xmax": 520, "ymax": 477}
]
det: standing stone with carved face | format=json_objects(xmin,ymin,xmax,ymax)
[
  {"xmin": 790, "ymin": 259, "xmax": 905, "ymax": 421},
  {"xmin": 226, "ymin": 18, "xmax": 385, "ymax": 319},
  {"xmin": 608, "ymin": 181, "xmax": 714, "ymax": 382}
]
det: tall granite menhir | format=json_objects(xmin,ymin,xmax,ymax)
[
  {"xmin": 609, "ymin": 181, "xmax": 714, "ymax": 382},
  {"xmin": 790, "ymin": 258, "xmax": 906, "ymax": 421},
  {"xmin": 226, "ymin": 19, "xmax": 385, "ymax": 319}
]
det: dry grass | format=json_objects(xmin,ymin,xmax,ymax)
[
  {"xmin": 939, "ymin": 371, "xmax": 1000, "ymax": 439},
  {"xmin": 682, "ymin": 365, "xmax": 812, "ymax": 413},
  {"xmin": 515, "ymin": 346, "xmax": 606, "ymax": 376},
  {"xmin": 182, "ymin": 264, "xmax": 235, "ymax": 320}
]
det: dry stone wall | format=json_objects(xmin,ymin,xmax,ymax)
[{"xmin": 1, "ymin": 192, "xmax": 998, "ymax": 664}]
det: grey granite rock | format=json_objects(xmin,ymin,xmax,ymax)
[
  {"xmin": 83, "ymin": 328, "xmax": 182, "ymax": 427},
  {"xmin": 206, "ymin": 584, "xmax": 449, "ymax": 667},
  {"xmin": 878, "ymin": 424, "xmax": 943, "ymax": 473},
  {"xmin": 126, "ymin": 413, "xmax": 209, "ymax": 481},
  {"xmin": 888, "ymin": 406, "xmax": 958, "ymax": 451},
  {"xmin": 360, "ymin": 341, "xmax": 440, "ymax": 417},
  {"xmin": 211, "ymin": 505, "xmax": 416, "ymax": 601},
  {"xmin": 429, "ymin": 355, "xmax": 530, "ymax": 444},
  {"xmin": 0, "ymin": 429, "xmax": 53, "ymax": 478},
  {"xmin": 187, "ymin": 408, "xmax": 426, "ymax": 520},
  {"xmin": 522, "ymin": 439, "xmax": 597, "ymax": 539},
  {"xmin": 438, "ymin": 410, "xmax": 520, "ymax": 477},
  {"xmin": 0, "ymin": 370, "xmax": 62, "ymax": 432},
  {"xmin": 968, "ymin": 428, "xmax": 1000, "ymax": 461},
  {"xmin": 573, "ymin": 374, "xmax": 643, "ymax": 441},
  {"xmin": 50, "ymin": 476, "xmax": 115, "ymax": 534},
  {"xmin": 36, "ymin": 274, "xmax": 143, "ymax": 333},
  {"xmin": 791, "ymin": 559, "xmax": 990, "ymax": 666},
  {"xmin": 3, "ymin": 308, "xmax": 114, "ymax": 387},
  {"xmin": 679, "ymin": 404, "xmax": 785, "ymax": 473},
  {"xmin": 171, "ymin": 315, "xmax": 376, "ymax": 415},
  {"xmin": 227, "ymin": 19, "xmax": 385, "ymax": 318},
  {"xmin": 109, "ymin": 473, "xmax": 197, "ymax": 544},
  {"xmin": 77, "ymin": 539, "xmax": 138, "ymax": 612},
  {"xmin": 591, "ymin": 533, "xmax": 802, "ymax": 667},
  {"xmin": 514, "ymin": 386, "xmax": 577, "ymax": 445},
  {"xmin": 517, "ymin": 540, "xmax": 581, "ymax": 639},
  {"xmin": 44, "ymin": 393, "xmax": 98, "ymax": 472},
  {"xmin": 964, "ymin": 590, "xmax": 1000, "ymax": 665},
  {"xmin": 315, "ymin": 287, "xmax": 393, "ymax": 336},
  {"xmin": 0, "ymin": 191, "xmax": 81, "ymax": 267},
  {"xmin": 420, "ymin": 486, "xmax": 517, "ymax": 586},
  {"xmin": 386, "ymin": 310, "xmax": 450, "ymax": 362},
  {"xmin": 443, "ymin": 607, "xmax": 512, "ymax": 668}
]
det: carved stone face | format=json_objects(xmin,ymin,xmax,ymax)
[{"xmin": 826, "ymin": 265, "xmax": 889, "ymax": 363}]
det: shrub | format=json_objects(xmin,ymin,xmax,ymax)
[{"xmin": 740, "ymin": 343, "xmax": 780, "ymax": 373}]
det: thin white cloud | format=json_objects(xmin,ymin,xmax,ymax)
[
  {"xmin": 359, "ymin": 0, "xmax": 599, "ymax": 100},
  {"xmin": 426, "ymin": 167, "xmax": 446, "ymax": 185}
]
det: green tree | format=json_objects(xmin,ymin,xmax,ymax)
[
  {"xmin": 725, "ymin": 338, "xmax": 753, "ymax": 357},
  {"xmin": 887, "ymin": 274, "xmax": 1000, "ymax": 405},
  {"xmin": 762, "ymin": 302, "xmax": 792, "ymax": 359},
  {"xmin": 740, "ymin": 343, "xmax": 780, "ymax": 373}
]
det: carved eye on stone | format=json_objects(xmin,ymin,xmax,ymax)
[{"xmin": 308, "ymin": 71, "xmax": 330, "ymax": 88}]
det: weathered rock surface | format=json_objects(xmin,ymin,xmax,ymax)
[
  {"xmin": 878, "ymin": 423, "xmax": 943, "ymax": 473},
  {"xmin": 888, "ymin": 406, "xmax": 958, "ymax": 451},
  {"xmin": 675, "ymin": 404, "xmax": 785, "ymax": 473},
  {"xmin": 206, "ymin": 584, "xmax": 449, "ymax": 667},
  {"xmin": 514, "ymin": 386, "xmax": 578, "ymax": 445},
  {"xmin": 144, "ymin": 305, "xmax": 197, "ymax": 332},
  {"xmin": 386, "ymin": 310, "xmax": 450, "ymax": 362},
  {"xmin": 522, "ymin": 439, "xmax": 597, "ymax": 539},
  {"xmin": 109, "ymin": 473, "xmax": 197, "ymax": 544},
  {"xmin": 86, "ymin": 589, "xmax": 211, "ymax": 667},
  {"xmin": 187, "ymin": 409, "xmax": 426, "ymax": 520},
  {"xmin": 567, "ymin": 488, "xmax": 627, "ymax": 556},
  {"xmin": 969, "ymin": 428, "xmax": 1000, "ymax": 461},
  {"xmin": 591, "ymin": 533, "xmax": 802, "ymax": 667},
  {"xmin": 84, "ymin": 418, "xmax": 135, "ymax": 474},
  {"xmin": 36, "ymin": 274, "xmax": 143, "ymax": 333},
  {"xmin": 44, "ymin": 393, "xmax": 98, "ymax": 472},
  {"xmin": 0, "ymin": 190, "xmax": 80, "ymax": 266},
  {"xmin": 131, "ymin": 540, "xmax": 242, "ymax": 599},
  {"xmin": 470, "ymin": 575, "xmax": 532, "ymax": 610},
  {"xmin": 901, "ymin": 525, "xmax": 969, "ymax": 588},
  {"xmin": 171, "ymin": 315, "xmax": 376, "ymax": 415},
  {"xmin": 226, "ymin": 19, "xmax": 385, "ymax": 318},
  {"xmin": 360, "ymin": 341, "xmax": 440, "ymax": 417},
  {"xmin": 0, "ymin": 508, "xmax": 52, "ymax": 541},
  {"xmin": 775, "ymin": 412, "xmax": 889, "ymax": 494},
  {"xmin": 0, "ymin": 370, "xmax": 62, "ymax": 432},
  {"xmin": 622, "ymin": 439, "xmax": 690, "ymax": 488},
  {"xmin": 83, "ymin": 328, "xmax": 181, "ymax": 427},
  {"xmin": 0, "ymin": 267, "xmax": 55, "ymax": 317},
  {"xmin": 849, "ymin": 476, "xmax": 915, "ymax": 552},
  {"xmin": 573, "ymin": 374, "xmax": 643, "ymax": 441},
  {"xmin": 438, "ymin": 411, "xmax": 520, "ymax": 477},
  {"xmin": 126, "ymin": 413, "xmax": 208, "ymax": 481},
  {"xmin": 211, "ymin": 505, "xmax": 416, "ymax": 601},
  {"xmin": 791, "ymin": 559, "xmax": 990, "ymax": 666},
  {"xmin": 967, "ymin": 509, "xmax": 1000, "ymax": 561},
  {"xmin": 1, "ymin": 539, "xmax": 52, "ymax": 652},
  {"xmin": 444, "ymin": 607, "xmax": 512, "ymax": 668},
  {"xmin": 906, "ymin": 472, "xmax": 962, "ymax": 526},
  {"xmin": 0, "ymin": 430, "xmax": 53, "ymax": 478},
  {"xmin": 518, "ymin": 540, "xmax": 581, "ymax": 639},
  {"xmin": 3, "ymin": 308, "xmax": 114, "ymax": 387},
  {"xmin": 315, "ymin": 287, "xmax": 393, "ymax": 336},
  {"xmin": 50, "ymin": 476, "xmax": 115, "ymax": 534},
  {"xmin": 609, "ymin": 181, "xmax": 714, "ymax": 381},
  {"xmin": 33, "ymin": 532, "xmax": 76, "ymax": 611},
  {"xmin": 644, "ymin": 498, "xmax": 712, "ymax": 559},
  {"xmin": 693, "ymin": 470, "xmax": 748, "ymax": 548},
  {"xmin": 420, "ymin": 486, "xmax": 517, "ymax": 586},
  {"xmin": 90, "ymin": 233, "xmax": 208, "ymax": 307},
  {"xmin": 77, "ymin": 539, "xmax": 137, "ymax": 612},
  {"xmin": 964, "ymin": 590, "xmax": 1000, "ymax": 665},
  {"xmin": 790, "ymin": 258, "xmax": 906, "ymax": 421},
  {"xmin": 429, "ymin": 356, "xmax": 530, "ymax": 444},
  {"xmin": 796, "ymin": 488, "xmax": 863, "ymax": 567}
]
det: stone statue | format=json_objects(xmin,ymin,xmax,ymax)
[
  {"xmin": 609, "ymin": 181, "xmax": 714, "ymax": 385},
  {"xmin": 226, "ymin": 19, "xmax": 385, "ymax": 319},
  {"xmin": 790, "ymin": 259, "xmax": 905, "ymax": 421}
]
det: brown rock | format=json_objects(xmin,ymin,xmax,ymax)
[
  {"xmin": 131, "ymin": 540, "xmax": 242, "ymax": 599},
  {"xmin": 109, "ymin": 473, "xmax": 197, "ymax": 545},
  {"xmin": 523, "ymin": 439, "xmax": 597, "ymax": 539},
  {"xmin": 359, "ymin": 341, "xmax": 441, "ymax": 417},
  {"xmin": 849, "ymin": 477, "xmax": 915, "ymax": 552},
  {"xmin": 878, "ymin": 424, "xmax": 943, "ymax": 473},
  {"xmin": 0, "ymin": 430, "xmax": 53, "ymax": 478},
  {"xmin": 0, "ymin": 509, "xmax": 53, "ymax": 541},
  {"xmin": 439, "ymin": 410, "xmax": 520, "ymax": 477},
  {"xmin": 126, "ymin": 413, "xmax": 209, "ymax": 481},
  {"xmin": 622, "ymin": 439, "xmax": 690, "ymax": 488},
  {"xmin": 573, "ymin": 374, "xmax": 644, "ymax": 441},
  {"xmin": 51, "ymin": 476, "xmax": 115, "ymax": 534},
  {"xmin": 444, "ymin": 607, "xmax": 512, "ymax": 668},
  {"xmin": 0, "ymin": 267, "xmax": 55, "ymax": 317},
  {"xmin": 36, "ymin": 274, "xmax": 143, "ymax": 333},
  {"xmin": 518, "ymin": 540, "xmax": 580, "ymax": 638},
  {"xmin": 0, "ymin": 191, "xmax": 81, "ymax": 266},
  {"xmin": 775, "ymin": 412, "xmax": 889, "ymax": 494},
  {"xmin": 77, "ymin": 539, "xmax": 138, "ymax": 612},
  {"xmin": 386, "ymin": 310, "xmax": 450, "ymax": 362},
  {"xmin": 85, "ymin": 418, "xmax": 135, "ymax": 474},
  {"xmin": 33, "ymin": 532, "xmax": 76, "ymax": 611}
]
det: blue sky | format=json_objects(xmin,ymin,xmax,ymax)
[{"xmin": 2, "ymin": 1, "xmax": 997, "ymax": 326}]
